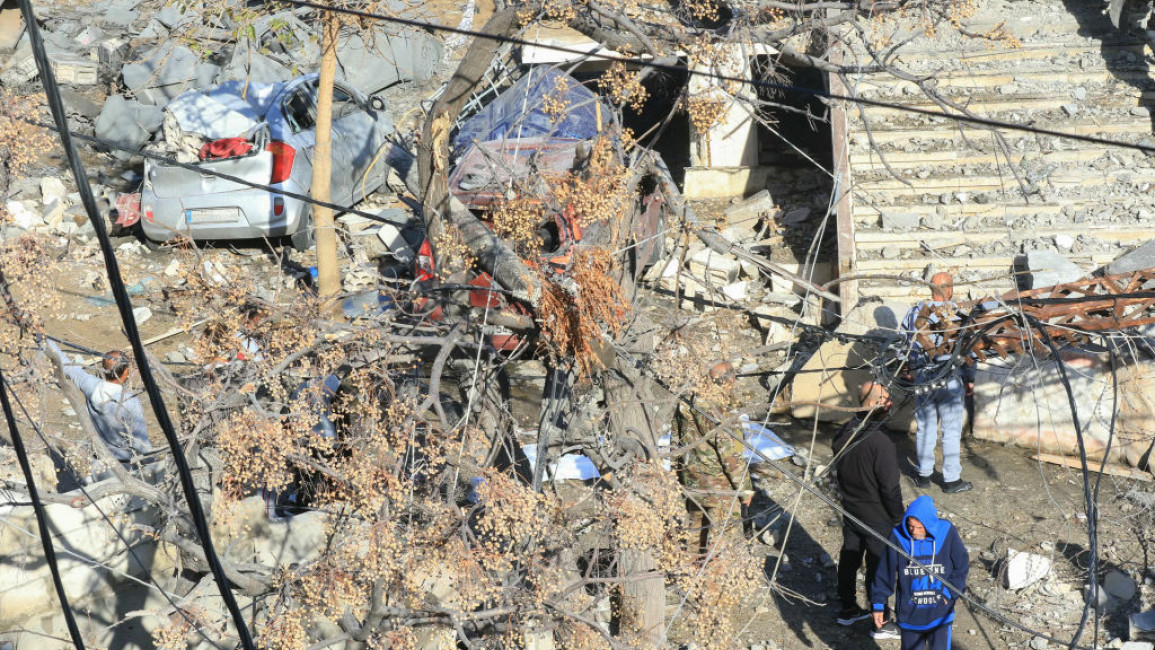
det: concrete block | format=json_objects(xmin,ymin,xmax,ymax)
[
  {"xmin": 1107, "ymin": 239, "xmax": 1155, "ymax": 276},
  {"xmin": 682, "ymin": 166, "xmax": 776, "ymax": 200},
  {"xmin": 721, "ymin": 189, "xmax": 773, "ymax": 231},
  {"xmin": 1015, "ymin": 251, "xmax": 1086, "ymax": 291},
  {"xmin": 1121, "ymin": 642, "xmax": 1154, "ymax": 650},
  {"xmin": 1003, "ymin": 550, "xmax": 1050, "ymax": 590},
  {"xmin": 688, "ymin": 247, "xmax": 741, "ymax": 284},
  {"xmin": 49, "ymin": 52, "xmax": 98, "ymax": 86},
  {"xmin": 721, "ymin": 280, "xmax": 749, "ymax": 302},
  {"xmin": 882, "ymin": 211, "xmax": 921, "ymax": 230}
]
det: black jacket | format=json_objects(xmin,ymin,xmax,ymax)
[{"xmin": 832, "ymin": 413, "xmax": 904, "ymax": 533}]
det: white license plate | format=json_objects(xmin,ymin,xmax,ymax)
[{"xmin": 185, "ymin": 208, "xmax": 240, "ymax": 223}]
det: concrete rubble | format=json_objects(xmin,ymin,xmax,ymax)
[{"xmin": 1003, "ymin": 550, "xmax": 1051, "ymax": 590}]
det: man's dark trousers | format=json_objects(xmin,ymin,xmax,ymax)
[
  {"xmin": 900, "ymin": 624, "xmax": 952, "ymax": 650},
  {"xmin": 838, "ymin": 521, "xmax": 889, "ymax": 614}
]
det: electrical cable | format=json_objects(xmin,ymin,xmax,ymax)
[
  {"xmin": 0, "ymin": 366, "xmax": 86, "ymax": 649},
  {"xmin": 1023, "ymin": 315, "xmax": 1099, "ymax": 650},
  {"xmin": 1, "ymin": 372, "xmax": 224, "ymax": 649},
  {"xmin": 611, "ymin": 338, "xmax": 1096, "ymax": 648},
  {"xmin": 16, "ymin": 1, "xmax": 257, "ymax": 646},
  {"xmin": 282, "ymin": 0, "xmax": 1155, "ymax": 156}
]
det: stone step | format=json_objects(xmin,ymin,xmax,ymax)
[
  {"xmin": 849, "ymin": 68, "xmax": 1155, "ymax": 96},
  {"xmin": 854, "ymin": 168, "xmax": 1155, "ymax": 191},
  {"xmin": 854, "ymin": 223, "xmax": 1155, "ymax": 248},
  {"xmin": 852, "ymin": 200, "xmax": 1096, "ymax": 222},
  {"xmin": 845, "ymin": 117, "xmax": 1151, "ymax": 143},
  {"xmin": 876, "ymin": 42, "xmax": 1146, "ymax": 66},
  {"xmin": 852, "ymin": 252, "xmax": 1116, "ymax": 276},
  {"xmin": 849, "ymin": 146, "xmax": 1112, "ymax": 168},
  {"xmin": 848, "ymin": 90, "xmax": 1155, "ymax": 121}
]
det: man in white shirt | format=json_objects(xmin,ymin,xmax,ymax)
[{"xmin": 45, "ymin": 340, "xmax": 153, "ymax": 468}]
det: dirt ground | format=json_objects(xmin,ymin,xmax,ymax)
[{"xmin": 731, "ymin": 411, "xmax": 1153, "ymax": 650}]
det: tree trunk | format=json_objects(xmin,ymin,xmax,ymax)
[
  {"xmin": 604, "ymin": 365, "xmax": 665, "ymax": 645},
  {"xmin": 310, "ymin": 13, "xmax": 341, "ymax": 298}
]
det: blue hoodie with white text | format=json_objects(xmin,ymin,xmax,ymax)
[{"xmin": 871, "ymin": 496, "xmax": 970, "ymax": 630}]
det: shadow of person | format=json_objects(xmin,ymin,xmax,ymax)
[
  {"xmin": 1061, "ymin": 0, "xmax": 1155, "ymax": 135},
  {"xmin": 748, "ymin": 485, "xmax": 883, "ymax": 649}
]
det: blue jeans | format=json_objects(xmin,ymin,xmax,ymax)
[
  {"xmin": 914, "ymin": 374, "xmax": 965, "ymax": 483},
  {"xmin": 901, "ymin": 624, "xmax": 952, "ymax": 650}
]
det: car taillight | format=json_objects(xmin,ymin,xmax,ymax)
[
  {"xmin": 416, "ymin": 238, "xmax": 435, "ymax": 282},
  {"xmin": 144, "ymin": 206, "xmax": 154, "ymax": 223},
  {"xmin": 267, "ymin": 141, "xmax": 295, "ymax": 184}
]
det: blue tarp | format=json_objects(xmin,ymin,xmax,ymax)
[{"xmin": 452, "ymin": 67, "xmax": 606, "ymax": 157}]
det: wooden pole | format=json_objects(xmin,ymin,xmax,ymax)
[{"xmin": 310, "ymin": 12, "xmax": 341, "ymax": 299}]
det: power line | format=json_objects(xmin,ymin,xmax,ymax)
[
  {"xmin": 0, "ymin": 366, "xmax": 86, "ymax": 649},
  {"xmin": 281, "ymin": 0, "xmax": 1155, "ymax": 155},
  {"xmin": 16, "ymin": 0, "xmax": 257, "ymax": 646}
]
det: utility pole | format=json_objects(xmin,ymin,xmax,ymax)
[{"xmin": 310, "ymin": 10, "xmax": 341, "ymax": 298}]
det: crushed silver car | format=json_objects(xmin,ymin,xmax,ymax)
[{"xmin": 140, "ymin": 74, "xmax": 411, "ymax": 249}]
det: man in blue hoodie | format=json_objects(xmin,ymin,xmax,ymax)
[{"xmin": 872, "ymin": 495, "xmax": 970, "ymax": 649}]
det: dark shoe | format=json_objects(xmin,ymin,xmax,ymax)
[
  {"xmin": 912, "ymin": 474, "xmax": 932, "ymax": 489},
  {"xmin": 942, "ymin": 479, "xmax": 973, "ymax": 493},
  {"xmin": 836, "ymin": 605, "xmax": 871, "ymax": 625},
  {"xmin": 871, "ymin": 621, "xmax": 901, "ymax": 640}
]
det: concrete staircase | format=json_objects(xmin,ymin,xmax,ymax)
[{"xmin": 836, "ymin": 0, "xmax": 1155, "ymax": 324}]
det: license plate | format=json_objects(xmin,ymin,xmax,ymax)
[{"xmin": 185, "ymin": 208, "xmax": 240, "ymax": 223}]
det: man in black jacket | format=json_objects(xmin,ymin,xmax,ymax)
[{"xmin": 834, "ymin": 381, "xmax": 904, "ymax": 640}]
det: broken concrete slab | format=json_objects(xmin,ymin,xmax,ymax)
[
  {"xmin": 1003, "ymin": 549, "xmax": 1051, "ymax": 590},
  {"xmin": 1106, "ymin": 239, "xmax": 1155, "ymax": 276},
  {"xmin": 336, "ymin": 28, "xmax": 443, "ymax": 94},
  {"xmin": 1014, "ymin": 251, "xmax": 1086, "ymax": 291},
  {"xmin": 94, "ymin": 95, "xmax": 163, "ymax": 156},
  {"xmin": 122, "ymin": 44, "xmax": 219, "ymax": 105},
  {"xmin": 40, "ymin": 177, "xmax": 66, "ymax": 204},
  {"xmin": 721, "ymin": 189, "xmax": 773, "ymax": 231},
  {"xmin": 50, "ymin": 52, "xmax": 98, "ymax": 86},
  {"xmin": 1105, "ymin": 570, "xmax": 1137, "ymax": 601},
  {"xmin": 218, "ymin": 44, "xmax": 292, "ymax": 85}
]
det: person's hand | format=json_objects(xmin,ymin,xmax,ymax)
[
  {"xmin": 872, "ymin": 611, "xmax": 886, "ymax": 629},
  {"xmin": 965, "ymin": 382, "xmax": 974, "ymax": 396}
]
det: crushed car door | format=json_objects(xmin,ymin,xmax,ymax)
[
  {"xmin": 278, "ymin": 79, "xmax": 355, "ymax": 204},
  {"xmin": 328, "ymin": 81, "xmax": 382, "ymax": 202}
]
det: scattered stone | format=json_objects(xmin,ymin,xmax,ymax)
[
  {"xmin": 1030, "ymin": 636, "xmax": 1049, "ymax": 650},
  {"xmin": 882, "ymin": 212, "xmax": 921, "ymax": 230},
  {"xmin": 40, "ymin": 177, "xmax": 66, "ymax": 205},
  {"xmin": 721, "ymin": 281, "xmax": 749, "ymax": 302},
  {"xmin": 998, "ymin": 83, "xmax": 1019, "ymax": 94},
  {"xmin": 1004, "ymin": 550, "xmax": 1051, "ymax": 590},
  {"xmin": 689, "ymin": 247, "xmax": 741, "ymax": 284},
  {"xmin": 881, "ymin": 245, "xmax": 900, "ymax": 259},
  {"xmin": 1061, "ymin": 104, "xmax": 1079, "ymax": 117},
  {"xmin": 1073, "ymin": 87, "xmax": 1087, "ymax": 100},
  {"xmin": 132, "ymin": 306, "xmax": 152, "ymax": 325},
  {"xmin": 1133, "ymin": 611, "xmax": 1155, "ymax": 642},
  {"xmin": 1054, "ymin": 234, "xmax": 1074, "ymax": 250},
  {"xmin": 819, "ymin": 552, "xmax": 836, "ymax": 568},
  {"xmin": 1105, "ymin": 570, "xmax": 1137, "ymax": 601},
  {"xmin": 165, "ymin": 350, "xmax": 187, "ymax": 363}
]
